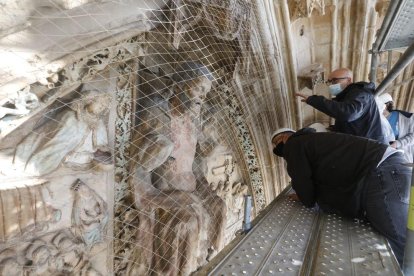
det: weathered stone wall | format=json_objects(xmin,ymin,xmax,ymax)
[{"xmin": 0, "ymin": 0, "xmax": 398, "ymax": 275}]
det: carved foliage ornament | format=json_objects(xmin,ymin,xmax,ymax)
[{"xmin": 219, "ymin": 84, "xmax": 265, "ymax": 210}]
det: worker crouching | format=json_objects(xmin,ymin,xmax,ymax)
[{"xmin": 271, "ymin": 127, "xmax": 410, "ymax": 267}]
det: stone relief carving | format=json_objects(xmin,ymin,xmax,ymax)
[
  {"xmin": 0, "ymin": 249, "xmax": 24, "ymax": 276},
  {"xmin": 128, "ymin": 62, "xmax": 227, "ymax": 275},
  {"xmin": 71, "ymin": 179, "xmax": 108, "ymax": 248},
  {"xmin": 220, "ymin": 84, "xmax": 265, "ymax": 210},
  {"xmin": 0, "ymin": 183, "xmax": 61, "ymax": 242},
  {"xmin": 51, "ymin": 230, "xmax": 102, "ymax": 275},
  {"xmin": 61, "ymin": 38, "xmax": 145, "ymax": 87},
  {"xmin": 0, "ymin": 179, "xmax": 107, "ymax": 275},
  {"xmin": 0, "ymin": 230, "xmax": 102, "ymax": 275},
  {"xmin": 0, "ymin": 90, "xmax": 112, "ymax": 177},
  {"xmin": 0, "ymin": 86, "xmax": 39, "ymax": 120},
  {"xmin": 289, "ymin": 0, "xmax": 325, "ymax": 21},
  {"xmin": 199, "ymin": 117, "xmax": 248, "ymax": 244},
  {"xmin": 0, "ymin": 36, "xmax": 144, "ymax": 144},
  {"xmin": 170, "ymin": 0, "xmax": 204, "ymax": 48},
  {"xmin": 202, "ymin": 0, "xmax": 250, "ymax": 41},
  {"xmin": 170, "ymin": 0, "xmax": 249, "ymax": 48},
  {"xmin": 113, "ymin": 61, "xmax": 138, "ymax": 274}
]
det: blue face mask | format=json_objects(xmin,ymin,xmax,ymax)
[{"xmin": 328, "ymin": 83, "xmax": 343, "ymax": 96}]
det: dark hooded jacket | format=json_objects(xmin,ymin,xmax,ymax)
[
  {"xmin": 281, "ymin": 128, "xmax": 387, "ymax": 217},
  {"xmin": 306, "ymin": 82, "xmax": 385, "ymax": 143}
]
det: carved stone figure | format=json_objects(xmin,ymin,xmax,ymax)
[
  {"xmin": 0, "ymin": 183, "xmax": 61, "ymax": 241},
  {"xmin": 131, "ymin": 62, "xmax": 216, "ymax": 275},
  {"xmin": 51, "ymin": 231, "xmax": 102, "ymax": 275},
  {"xmin": 199, "ymin": 117, "xmax": 248, "ymax": 245},
  {"xmin": 0, "ymin": 90, "xmax": 112, "ymax": 177},
  {"xmin": 24, "ymin": 239, "xmax": 55, "ymax": 275},
  {"xmin": 71, "ymin": 179, "xmax": 108, "ymax": 248},
  {"xmin": 1, "ymin": 230, "xmax": 103, "ymax": 275},
  {"xmin": 0, "ymin": 86, "xmax": 39, "ymax": 119},
  {"xmin": 232, "ymin": 182, "xmax": 248, "ymax": 212},
  {"xmin": 0, "ymin": 249, "xmax": 23, "ymax": 276}
]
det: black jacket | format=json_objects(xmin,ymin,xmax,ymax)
[
  {"xmin": 306, "ymin": 82, "xmax": 385, "ymax": 143},
  {"xmin": 283, "ymin": 128, "xmax": 387, "ymax": 217}
]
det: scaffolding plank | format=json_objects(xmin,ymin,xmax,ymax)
[
  {"xmin": 209, "ymin": 190, "xmax": 402, "ymax": 276},
  {"xmin": 312, "ymin": 214, "xmax": 402, "ymax": 275},
  {"xmin": 380, "ymin": 0, "xmax": 414, "ymax": 51}
]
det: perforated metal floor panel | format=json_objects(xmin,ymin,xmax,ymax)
[
  {"xmin": 380, "ymin": 0, "xmax": 414, "ymax": 50},
  {"xmin": 209, "ymin": 190, "xmax": 402, "ymax": 276}
]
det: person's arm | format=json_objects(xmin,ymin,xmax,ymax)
[
  {"xmin": 305, "ymin": 91, "xmax": 368, "ymax": 122},
  {"xmin": 396, "ymin": 114, "xmax": 414, "ymax": 148},
  {"xmin": 284, "ymin": 140, "xmax": 316, "ymax": 207}
]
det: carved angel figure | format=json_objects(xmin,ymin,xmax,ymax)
[{"xmin": 0, "ymin": 90, "xmax": 112, "ymax": 177}]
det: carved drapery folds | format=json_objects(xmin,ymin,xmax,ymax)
[
  {"xmin": 71, "ymin": 179, "xmax": 108, "ymax": 248},
  {"xmin": 109, "ymin": 1, "xmax": 262, "ymax": 272},
  {"xmin": 202, "ymin": 140, "xmax": 248, "ymax": 243},
  {"xmin": 0, "ymin": 86, "xmax": 39, "ymax": 120},
  {"xmin": 0, "ymin": 0, "xmax": 305, "ymax": 274},
  {"xmin": 127, "ymin": 64, "xmax": 217, "ymax": 275},
  {"xmin": 0, "ymin": 230, "xmax": 102, "ymax": 275},
  {"xmin": 0, "ymin": 90, "xmax": 112, "ymax": 177},
  {"xmin": 0, "ymin": 183, "xmax": 61, "ymax": 242},
  {"xmin": 0, "ymin": 37, "xmax": 126, "ymax": 274}
]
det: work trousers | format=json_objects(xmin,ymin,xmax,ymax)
[{"xmin": 362, "ymin": 152, "xmax": 411, "ymax": 267}]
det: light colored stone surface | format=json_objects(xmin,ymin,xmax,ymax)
[{"xmin": 1, "ymin": 0, "xmax": 409, "ymax": 275}]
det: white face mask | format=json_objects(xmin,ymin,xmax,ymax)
[{"xmin": 328, "ymin": 83, "xmax": 343, "ymax": 96}]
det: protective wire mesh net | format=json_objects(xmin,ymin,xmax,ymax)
[{"xmin": 0, "ymin": 0, "xmax": 290, "ymax": 275}]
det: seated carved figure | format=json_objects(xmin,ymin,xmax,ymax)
[
  {"xmin": 71, "ymin": 179, "xmax": 108, "ymax": 248},
  {"xmin": 131, "ymin": 62, "xmax": 216, "ymax": 275}
]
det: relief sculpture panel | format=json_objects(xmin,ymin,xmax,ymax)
[
  {"xmin": 129, "ymin": 62, "xmax": 228, "ymax": 275},
  {"xmin": 0, "ymin": 90, "xmax": 112, "ymax": 178},
  {"xmin": 0, "ymin": 179, "xmax": 108, "ymax": 275},
  {"xmin": 0, "ymin": 78, "xmax": 113, "ymax": 274},
  {"xmin": 197, "ymin": 113, "xmax": 248, "ymax": 244}
]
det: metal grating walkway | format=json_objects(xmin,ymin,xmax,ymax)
[{"xmin": 209, "ymin": 189, "xmax": 402, "ymax": 276}]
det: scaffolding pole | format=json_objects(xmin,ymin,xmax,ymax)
[{"xmin": 375, "ymin": 42, "xmax": 414, "ymax": 95}]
